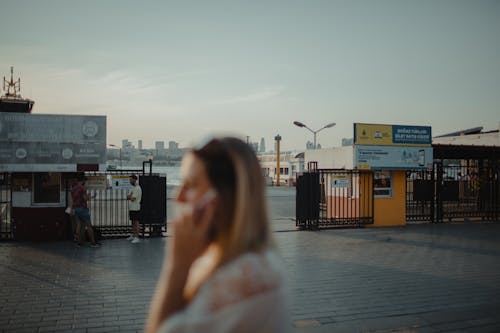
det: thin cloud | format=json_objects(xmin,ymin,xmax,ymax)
[
  {"xmin": 210, "ymin": 86, "xmax": 286, "ymax": 106},
  {"xmin": 156, "ymin": 69, "xmax": 215, "ymax": 82},
  {"xmin": 94, "ymin": 70, "xmax": 156, "ymax": 93}
]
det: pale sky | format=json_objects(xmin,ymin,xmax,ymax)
[{"xmin": 1, "ymin": 0, "xmax": 499, "ymax": 151}]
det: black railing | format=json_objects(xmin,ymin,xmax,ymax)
[
  {"xmin": 439, "ymin": 163, "xmax": 499, "ymax": 222},
  {"xmin": 406, "ymin": 169, "xmax": 434, "ymax": 223},
  {"xmin": 68, "ymin": 170, "xmax": 168, "ymax": 238},
  {"xmin": 406, "ymin": 162, "xmax": 500, "ymax": 223},
  {"xmin": 0, "ymin": 173, "xmax": 12, "ymax": 239},
  {"xmin": 296, "ymin": 169, "xmax": 374, "ymax": 229}
]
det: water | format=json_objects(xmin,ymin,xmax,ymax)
[
  {"xmin": 119, "ymin": 165, "xmax": 181, "ymax": 186},
  {"xmin": 150, "ymin": 165, "xmax": 181, "ymax": 186},
  {"xmin": 111, "ymin": 164, "xmax": 295, "ymax": 219}
]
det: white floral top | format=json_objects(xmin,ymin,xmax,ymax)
[{"xmin": 158, "ymin": 249, "xmax": 290, "ymax": 333}]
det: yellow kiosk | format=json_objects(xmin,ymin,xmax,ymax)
[{"xmin": 353, "ymin": 123, "xmax": 433, "ymax": 227}]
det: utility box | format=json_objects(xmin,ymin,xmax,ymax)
[{"xmin": 139, "ymin": 175, "xmax": 167, "ymax": 236}]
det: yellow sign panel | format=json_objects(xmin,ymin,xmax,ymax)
[
  {"xmin": 354, "ymin": 124, "xmax": 393, "ymax": 145},
  {"xmin": 111, "ymin": 175, "xmax": 133, "ymax": 189},
  {"xmin": 357, "ymin": 163, "xmax": 371, "ymax": 170},
  {"xmin": 354, "ymin": 123, "xmax": 432, "ymax": 146},
  {"xmin": 86, "ymin": 175, "xmax": 108, "ymax": 190}
]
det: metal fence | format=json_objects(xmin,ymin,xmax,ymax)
[
  {"xmin": 76, "ymin": 170, "xmax": 167, "ymax": 238},
  {"xmin": 0, "ymin": 167, "xmax": 167, "ymax": 241},
  {"xmin": 296, "ymin": 169, "xmax": 374, "ymax": 229},
  {"xmin": 0, "ymin": 173, "xmax": 12, "ymax": 239},
  {"xmin": 406, "ymin": 163, "xmax": 500, "ymax": 223},
  {"xmin": 406, "ymin": 169, "xmax": 434, "ymax": 222}
]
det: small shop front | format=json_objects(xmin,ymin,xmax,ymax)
[
  {"xmin": 0, "ymin": 112, "xmax": 106, "ymax": 240},
  {"xmin": 353, "ymin": 123, "xmax": 433, "ymax": 227},
  {"xmin": 296, "ymin": 123, "xmax": 433, "ymax": 229}
]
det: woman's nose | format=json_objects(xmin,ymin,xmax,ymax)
[{"xmin": 176, "ymin": 186, "xmax": 188, "ymax": 203}]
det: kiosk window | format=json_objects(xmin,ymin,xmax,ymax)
[
  {"xmin": 374, "ymin": 171, "xmax": 392, "ymax": 198},
  {"xmin": 33, "ymin": 173, "xmax": 61, "ymax": 203},
  {"xmin": 13, "ymin": 174, "xmax": 32, "ymax": 192}
]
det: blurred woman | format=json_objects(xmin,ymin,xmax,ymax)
[{"xmin": 146, "ymin": 136, "xmax": 289, "ymax": 333}]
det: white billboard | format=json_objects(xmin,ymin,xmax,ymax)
[{"xmin": 354, "ymin": 145, "xmax": 433, "ymax": 170}]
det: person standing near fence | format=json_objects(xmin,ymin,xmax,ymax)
[
  {"xmin": 72, "ymin": 174, "xmax": 100, "ymax": 247},
  {"xmin": 127, "ymin": 175, "xmax": 142, "ymax": 244},
  {"xmin": 66, "ymin": 177, "xmax": 81, "ymax": 243}
]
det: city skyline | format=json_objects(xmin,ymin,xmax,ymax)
[
  {"xmin": 1, "ymin": 1, "xmax": 499, "ymax": 151},
  {"xmin": 114, "ymin": 136, "xmax": 278, "ymax": 153}
]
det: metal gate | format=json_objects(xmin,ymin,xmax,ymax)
[
  {"xmin": 296, "ymin": 169, "xmax": 374, "ymax": 229},
  {"xmin": 437, "ymin": 162, "xmax": 499, "ymax": 222},
  {"xmin": 0, "ymin": 173, "xmax": 12, "ymax": 239},
  {"xmin": 76, "ymin": 170, "xmax": 167, "ymax": 238},
  {"xmin": 139, "ymin": 174, "xmax": 167, "ymax": 236},
  {"xmin": 406, "ymin": 162, "xmax": 500, "ymax": 223},
  {"xmin": 406, "ymin": 168, "xmax": 434, "ymax": 222}
]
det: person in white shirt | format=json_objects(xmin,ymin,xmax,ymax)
[
  {"xmin": 127, "ymin": 174, "xmax": 142, "ymax": 244},
  {"xmin": 146, "ymin": 136, "xmax": 290, "ymax": 333}
]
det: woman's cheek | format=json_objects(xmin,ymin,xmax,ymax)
[{"xmin": 185, "ymin": 189, "xmax": 197, "ymax": 202}]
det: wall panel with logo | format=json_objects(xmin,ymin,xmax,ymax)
[{"xmin": 0, "ymin": 113, "xmax": 106, "ymax": 172}]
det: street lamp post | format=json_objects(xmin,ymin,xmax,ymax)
[
  {"xmin": 108, "ymin": 144, "xmax": 122, "ymax": 168},
  {"xmin": 274, "ymin": 134, "xmax": 282, "ymax": 186},
  {"xmin": 293, "ymin": 121, "xmax": 336, "ymax": 149}
]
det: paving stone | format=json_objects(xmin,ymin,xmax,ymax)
[
  {"xmin": 293, "ymin": 319, "xmax": 322, "ymax": 328},
  {"xmin": 88, "ymin": 327, "xmax": 121, "ymax": 333},
  {"xmin": 464, "ymin": 323, "xmax": 500, "ymax": 333}
]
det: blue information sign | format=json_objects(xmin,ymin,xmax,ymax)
[{"xmin": 392, "ymin": 125, "xmax": 432, "ymax": 145}]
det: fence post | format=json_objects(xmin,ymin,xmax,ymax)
[
  {"xmin": 495, "ymin": 163, "xmax": 500, "ymax": 221},
  {"xmin": 295, "ymin": 174, "xmax": 304, "ymax": 229},
  {"xmin": 435, "ymin": 162, "xmax": 443, "ymax": 223}
]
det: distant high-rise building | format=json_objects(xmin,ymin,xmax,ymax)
[
  {"xmin": 250, "ymin": 142, "xmax": 259, "ymax": 152},
  {"xmin": 155, "ymin": 141, "xmax": 165, "ymax": 150},
  {"xmin": 260, "ymin": 138, "xmax": 265, "ymax": 152},
  {"xmin": 306, "ymin": 141, "xmax": 314, "ymax": 150},
  {"xmin": 138, "ymin": 140, "xmax": 143, "ymax": 150},
  {"xmin": 168, "ymin": 141, "xmax": 179, "ymax": 150},
  {"xmin": 122, "ymin": 139, "xmax": 133, "ymax": 149},
  {"xmin": 342, "ymin": 138, "xmax": 353, "ymax": 146}
]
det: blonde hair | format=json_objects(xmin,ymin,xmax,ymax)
[{"xmin": 192, "ymin": 137, "xmax": 271, "ymax": 266}]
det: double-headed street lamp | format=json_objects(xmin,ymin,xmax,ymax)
[
  {"xmin": 108, "ymin": 144, "xmax": 122, "ymax": 168},
  {"xmin": 293, "ymin": 121, "xmax": 336, "ymax": 149}
]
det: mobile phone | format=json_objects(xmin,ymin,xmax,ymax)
[
  {"xmin": 195, "ymin": 189, "xmax": 217, "ymax": 211},
  {"xmin": 193, "ymin": 190, "xmax": 217, "ymax": 226}
]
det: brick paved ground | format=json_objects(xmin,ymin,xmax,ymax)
[
  {"xmin": 285, "ymin": 223, "xmax": 500, "ymax": 333},
  {"xmin": 1, "ymin": 187, "xmax": 500, "ymax": 332}
]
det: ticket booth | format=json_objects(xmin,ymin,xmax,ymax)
[
  {"xmin": 0, "ymin": 112, "xmax": 106, "ymax": 240},
  {"xmin": 371, "ymin": 170, "xmax": 407, "ymax": 226},
  {"xmin": 353, "ymin": 123, "xmax": 433, "ymax": 227},
  {"xmin": 298, "ymin": 124, "xmax": 433, "ymax": 229}
]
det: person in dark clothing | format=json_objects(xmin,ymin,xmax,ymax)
[{"xmin": 71, "ymin": 174, "xmax": 100, "ymax": 247}]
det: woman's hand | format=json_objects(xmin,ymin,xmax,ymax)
[
  {"xmin": 146, "ymin": 197, "xmax": 216, "ymax": 333},
  {"xmin": 169, "ymin": 195, "xmax": 217, "ymax": 270}
]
